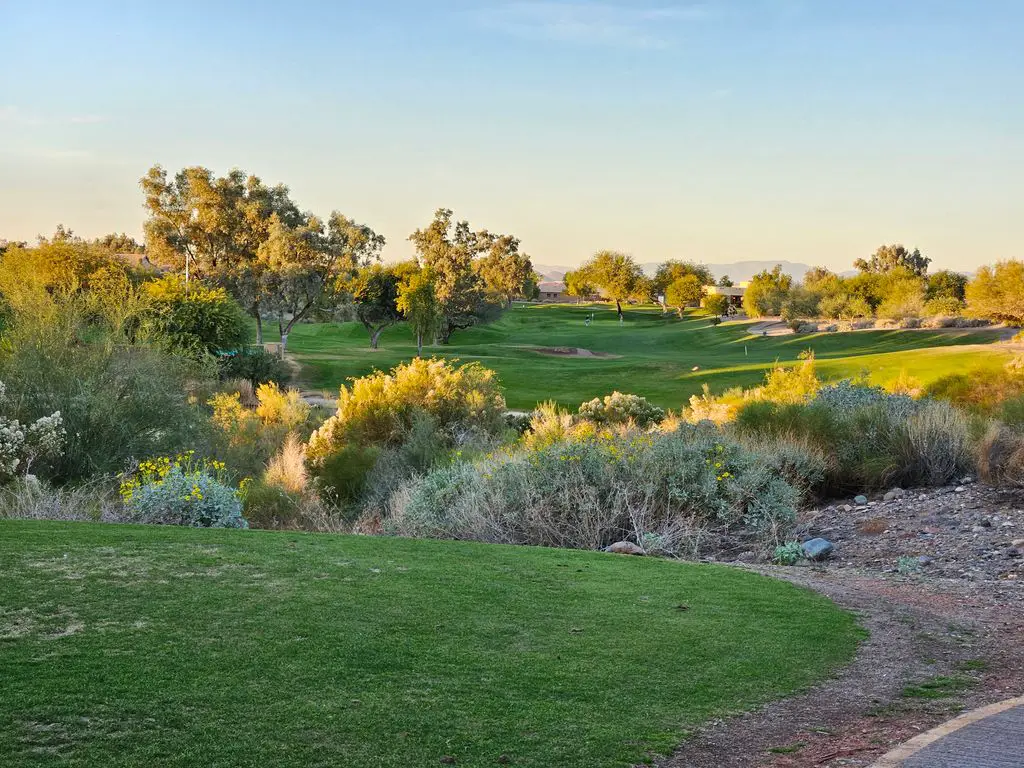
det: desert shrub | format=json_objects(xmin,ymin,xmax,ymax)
[
  {"xmin": 578, "ymin": 391, "xmax": 665, "ymax": 428},
  {"xmin": 924, "ymin": 296, "xmax": 964, "ymax": 318},
  {"xmin": 999, "ymin": 396, "xmax": 1024, "ymax": 428},
  {"xmin": 120, "ymin": 454, "xmax": 247, "ymax": 528},
  {"xmin": 219, "ymin": 347, "xmax": 291, "ymax": 386},
  {"xmin": 254, "ymin": 383, "xmax": 312, "ymax": 429},
  {"xmin": 976, "ymin": 424, "xmax": 1024, "ymax": 487},
  {"xmin": 305, "ymin": 359, "xmax": 507, "ymax": 502},
  {"xmin": 926, "ymin": 359, "xmax": 1024, "ymax": 416},
  {"xmin": 733, "ymin": 385, "xmax": 970, "ymax": 495},
  {"xmin": 141, "ymin": 275, "xmax": 250, "ymax": 358},
  {"xmin": 773, "ymin": 541, "xmax": 804, "ymax": 565},
  {"xmin": 684, "ymin": 355, "xmax": 819, "ymax": 425},
  {"xmin": 240, "ymin": 478, "xmax": 302, "ymax": 528},
  {"xmin": 703, "ymin": 294, "xmax": 729, "ymax": 316},
  {"xmin": 0, "ymin": 302, "xmax": 211, "ymax": 483},
  {"xmin": 737, "ymin": 433, "xmax": 832, "ymax": 505},
  {"xmin": 315, "ymin": 443, "xmax": 381, "ymax": 505},
  {"xmin": 208, "ymin": 384, "xmax": 319, "ymax": 480},
  {"xmin": 886, "ymin": 370, "xmax": 924, "ymax": 398},
  {"xmin": 0, "ymin": 382, "xmax": 65, "ymax": 484},
  {"xmin": 263, "ymin": 433, "xmax": 308, "ymax": 494},
  {"xmin": 388, "ymin": 425, "xmax": 798, "ymax": 552},
  {"xmin": 0, "ymin": 476, "xmax": 125, "ymax": 522}
]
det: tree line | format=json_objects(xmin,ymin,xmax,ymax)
[{"xmin": 140, "ymin": 165, "xmax": 538, "ymax": 351}]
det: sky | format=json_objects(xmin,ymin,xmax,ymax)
[{"xmin": 1, "ymin": 0, "xmax": 1022, "ymax": 272}]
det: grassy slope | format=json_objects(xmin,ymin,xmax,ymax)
[
  {"xmin": 282, "ymin": 304, "xmax": 1010, "ymax": 409},
  {"xmin": 0, "ymin": 521, "xmax": 862, "ymax": 767}
]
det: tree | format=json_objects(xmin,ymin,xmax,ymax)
[
  {"xmin": 396, "ymin": 269, "xmax": 443, "ymax": 356},
  {"xmin": 742, "ymin": 265, "xmax": 793, "ymax": 318},
  {"xmin": 966, "ymin": 261, "xmax": 1024, "ymax": 324},
  {"xmin": 141, "ymin": 274, "xmax": 250, "ymax": 357},
  {"xmin": 563, "ymin": 269, "xmax": 595, "ymax": 304},
  {"xmin": 408, "ymin": 209, "xmax": 492, "ymax": 344},
  {"xmin": 717, "ymin": 275, "xmax": 734, "ymax": 287},
  {"xmin": 703, "ymin": 293, "xmax": 729, "ymax": 317},
  {"xmin": 259, "ymin": 212, "xmax": 384, "ymax": 351},
  {"xmin": 141, "ymin": 165, "xmax": 381, "ymax": 347},
  {"xmin": 474, "ymin": 235, "xmax": 535, "ymax": 306},
  {"xmin": 652, "ymin": 261, "xmax": 713, "ymax": 310},
  {"xmin": 927, "ymin": 270, "xmax": 968, "ymax": 302},
  {"xmin": 348, "ymin": 262, "xmax": 419, "ymax": 349},
  {"xmin": 577, "ymin": 250, "xmax": 645, "ymax": 321},
  {"xmin": 855, "ymin": 244, "xmax": 930, "ymax": 276},
  {"xmin": 665, "ymin": 275, "xmax": 704, "ymax": 317}
]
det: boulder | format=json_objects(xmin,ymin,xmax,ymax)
[
  {"xmin": 854, "ymin": 495, "xmax": 868, "ymax": 506},
  {"xmin": 802, "ymin": 538, "xmax": 835, "ymax": 561},
  {"xmin": 605, "ymin": 541, "xmax": 645, "ymax": 556}
]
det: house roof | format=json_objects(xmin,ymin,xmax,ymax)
[{"xmin": 538, "ymin": 281, "xmax": 566, "ymax": 292}]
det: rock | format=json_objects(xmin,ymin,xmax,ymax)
[
  {"xmin": 972, "ymin": 525, "xmax": 988, "ymax": 534},
  {"xmin": 841, "ymin": 504, "xmax": 854, "ymax": 513},
  {"xmin": 735, "ymin": 551, "xmax": 757, "ymax": 563},
  {"xmin": 1012, "ymin": 539, "xmax": 1024, "ymax": 548},
  {"xmin": 918, "ymin": 556, "xmax": 934, "ymax": 566},
  {"xmin": 1007, "ymin": 548, "xmax": 1022, "ymax": 559},
  {"xmin": 854, "ymin": 495, "xmax": 868, "ymax": 505},
  {"xmin": 884, "ymin": 488, "xmax": 906, "ymax": 502},
  {"xmin": 605, "ymin": 541, "xmax": 645, "ymax": 555},
  {"xmin": 440, "ymin": 757, "xmax": 457, "ymax": 765},
  {"xmin": 961, "ymin": 476, "xmax": 975, "ymax": 484},
  {"xmin": 802, "ymin": 538, "xmax": 835, "ymax": 561}
]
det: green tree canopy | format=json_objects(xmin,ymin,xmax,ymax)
[
  {"xmin": 474, "ymin": 235, "xmax": 535, "ymax": 307},
  {"xmin": 966, "ymin": 261, "xmax": 1024, "ymax": 324},
  {"xmin": 665, "ymin": 275, "xmax": 704, "ymax": 317},
  {"xmin": 396, "ymin": 268, "xmax": 443, "ymax": 356},
  {"xmin": 742, "ymin": 265, "xmax": 793, "ymax": 318},
  {"xmin": 855, "ymin": 244, "xmax": 930, "ymax": 276},
  {"xmin": 141, "ymin": 274, "xmax": 250, "ymax": 357},
  {"xmin": 576, "ymin": 250, "xmax": 645, "ymax": 319}
]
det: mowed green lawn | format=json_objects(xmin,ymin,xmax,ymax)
[
  {"xmin": 279, "ymin": 304, "xmax": 1011, "ymax": 409},
  {"xmin": 0, "ymin": 521, "xmax": 862, "ymax": 767}
]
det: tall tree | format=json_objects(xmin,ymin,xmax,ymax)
[
  {"xmin": 578, "ymin": 250, "xmax": 645, "ymax": 321},
  {"xmin": 665, "ymin": 275, "xmax": 704, "ymax": 317},
  {"xmin": 474, "ymin": 235, "xmax": 535, "ymax": 306},
  {"xmin": 743, "ymin": 265, "xmax": 793, "ymax": 318},
  {"xmin": 651, "ymin": 260, "xmax": 713, "ymax": 310},
  {"xmin": 966, "ymin": 261, "xmax": 1024, "ymax": 324},
  {"xmin": 408, "ymin": 209, "xmax": 490, "ymax": 344},
  {"xmin": 855, "ymin": 244, "xmax": 930, "ymax": 276},
  {"xmin": 141, "ymin": 165, "xmax": 381, "ymax": 346},
  {"xmin": 396, "ymin": 269, "xmax": 442, "ymax": 356},
  {"xmin": 563, "ymin": 269, "xmax": 595, "ymax": 304},
  {"xmin": 926, "ymin": 270, "xmax": 968, "ymax": 302},
  {"xmin": 348, "ymin": 262, "xmax": 417, "ymax": 349}
]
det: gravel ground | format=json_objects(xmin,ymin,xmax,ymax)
[{"xmin": 658, "ymin": 484, "xmax": 1024, "ymax": 768}]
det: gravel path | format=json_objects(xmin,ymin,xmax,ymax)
[{"xmin": 658, "ymin": 485, "xmax": 1024, "ymax": 768}]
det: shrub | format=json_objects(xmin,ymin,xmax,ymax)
[
  {"xmin": 120, "ymin": 454, "xmax": 247, "ymax": 528},
  {"xmin": 924, "ymin": 296, "xmax": 964, "ymax": 317},
  {"xmin": 305, "ymin": 358, "xmax": 507, "ymax": 496},
  {"xmin": 263, "ymin": 433, "xmax": 308, "ymax": 494},
  {"xmin": 388, "ymin": 425, "xmax": 798, "ymax": 552},
  {"xmin": 0, "ymin": 301, "xmax": 212, "ymax": 483},
  {"xmin": 926, "ymin": 360, "xmax": 1024, "ymax": 416},
  {"xmin": 254, "ymin": 383, "xmax": 312, "ymax": 429},
  {"xmin": 977, "ymin": 424, "xmax": 1024, "ymax": 487},
  {"xmin": 141, "ymin": 275, "xmax": 250, "ymax": 358},
  {"xmin": 240, "ymin": 478, "xmax": 303, "ymax": 529},
  {"xmin": 219, "ymin": 347, "xmax": 292, "ymax": 387},
  {"xmin": 0, "ymin": 476, "xmax": 125, "ymax": 522},
  {"xmin": 773, "ymin": 541, "xmax": 804, "ymax": 565},
  {"xmin": 577, "ymin": 391, "xmax": 665, "ymax": 428},
  {"xmin": 315, "ymin": 443, "xmax": 380, "ymax": 505},
  {"xmin": 733, "ymin": 384, "xmax": 970, "ymax": 495},
  {"xmin": 0, "ymin": 382, "xmax": 65, "ymax": 484}
]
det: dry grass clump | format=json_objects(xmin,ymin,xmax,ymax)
[{"xmin": 977, "ymin": 424, "xmax": 1024, "ymax": 487}]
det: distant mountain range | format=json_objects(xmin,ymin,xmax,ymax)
[{"xmin": 533, "ymin": 260, "xmax": 855, "ymax": 284}]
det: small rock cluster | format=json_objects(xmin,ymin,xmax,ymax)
[{"xmin": 797, "ymin": 478, "xmax": 1024, "ymax": 584}]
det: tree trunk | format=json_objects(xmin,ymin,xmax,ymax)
[
  {"xmin": 416, "ymin": 331, "xmax": 423, "ymax": 357},
  {"xmin": 254, "ymin": 312, "xmax": 263, "ymax": 345},
  {"xmin": 616, "ymin": 299, "xmax": 623, "ymax": 322},
  {"xmin": 370, "ymin": 327, "xmax": 385, "ymax": 349},
  {"xmin": 280, "ymin": 333, "xmax": 289, "ymax": 354}
]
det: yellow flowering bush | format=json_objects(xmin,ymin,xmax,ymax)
[{"xmin": 120, "ymin": 452, "xmax": 246, "ymax": 528}]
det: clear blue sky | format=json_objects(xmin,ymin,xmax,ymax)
[{"xmin": 1, "ymin": 0, "xmax": 1021, "ymax": 272}]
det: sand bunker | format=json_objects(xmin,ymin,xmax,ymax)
[{"xmin": 532, "ymin": 346, "xmax": 618, "ymax": 358}]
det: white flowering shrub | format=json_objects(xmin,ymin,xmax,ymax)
[
  {"xmin": 0, "ymin": 381, "xmax": 65, "ymax": 484},
  {"xmin": 577, "ymin": 391, "xmax": 665, "ymax": 428}
]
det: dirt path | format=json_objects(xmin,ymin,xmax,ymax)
[{"xmin": 659, "ymin": 564, "xmax": 1024, "ymax": 767}]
